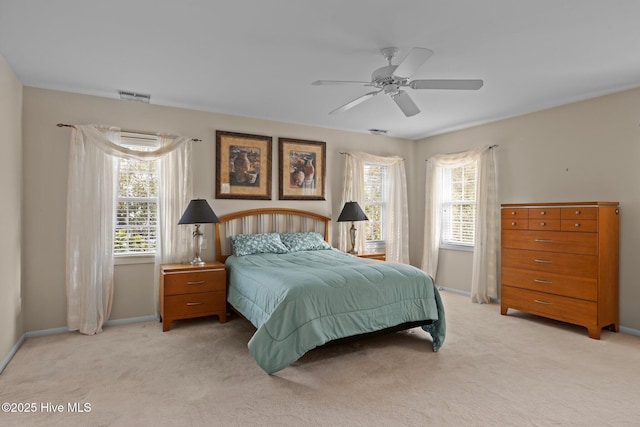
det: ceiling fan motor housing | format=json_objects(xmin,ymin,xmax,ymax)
[{"xmin": 372, "ymin": 65, "xmax": 407, "ymax": 90}]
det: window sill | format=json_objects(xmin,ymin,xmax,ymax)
[
  {"xmin": 114, "ymin": 254, "xmax": 156, "ymax": 266},
  {"xmin": 439, "ymin": 243, "xmax": 474, "ymax": 252}
]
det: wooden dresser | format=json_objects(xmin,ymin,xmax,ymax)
[
  {"xmin": 160, "ymin": 262, "xmax": 227, "ymax": 331},
  {"xmin": 500, "ymin": 202, "xmax": 619, "ymax": 339}
]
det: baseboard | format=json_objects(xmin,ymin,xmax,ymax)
[
  {"xmin": 105, "ymin": 315, "xmax": 158, "ymax": 327},
  {"xmin": 1, "ymin": 314, "xmax": 159, "ymax": 375},
  {"xmin": 619, "ymin": 326, "xmax": 640, "ymax": 337},
  {"xmin": 25, "ymin": 326, "xmax": 69, "ymax": 338},
  {"xmin": 437, "ymin": 286, "xmax": 470, "ymax": 297},
  {"xmin": 0, "ymin": 333, "xmax": 26, "ymax": 375}
]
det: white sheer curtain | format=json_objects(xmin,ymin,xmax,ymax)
[
  {"xmin": 340, "ymin": 152, "xmax": 409, "ymax": 263},
  {"xmin": 66, "ymin": 125, "xmax": 192, "ymax": 335},
  {"xmin": 421, "ymin": 145, "xmax": 498, "ymax": 303},
  {"xmin": 153, "ymin": 136, "xmax": 193, "ymax": 315}
]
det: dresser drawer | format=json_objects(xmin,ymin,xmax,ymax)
[
  {"xmin": 502, "ymin": 208, "xmax": 529, "ymax": 220},
  {"xmin": 502, "ymin": 218, "xmax": 528, "ymax": 230},
  {"xmin": 501, "ymin": 248, "xmax": 596, "ymax": 277},
  {"xmin": 529, "ymin": 207, "xmax": 560, "ymax": 220},
  {"xmin": 561, "ymin": 219, "xmax": 597, "ymax": 233},
  {"xmin": 163, "ymin": 291, "xmax": 226, "ymax": 317},
  {"xmin": 501, "ymin": 230, "xmax": 597, "ymax": 255},
  {"xmin": 561, "ymin": 207, "xmax": 598, "ymax": 220},
  {"xmin": 501, "ymin": 267, "xmax": 597, "ymax": 301},
  {"xmin": 163, "ymin": 269, "xmax": 226, "ymax": 295},
  {"xmin": 528, "ymin": 219, "xmax": 560, "ymax": 231},
  {"xmin": 501, "ymin": 286, "xmax": 597, "ymax": 326}
]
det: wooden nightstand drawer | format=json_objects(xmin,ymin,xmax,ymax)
[
  {"xmin": 163, "ymin": 269, "xmax": 226, "ymax": 295},
  {"xmin": 164, "ymin": 291, "xmax": 226, "ymax": 317}
]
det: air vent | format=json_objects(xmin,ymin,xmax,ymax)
[
  {"xmin": 368, "ymin": 129, "xmax": 388, "ymax": 135},
  {"xmin": 118, "ymin": 90, "xmax": 151, "ymax": 103}
]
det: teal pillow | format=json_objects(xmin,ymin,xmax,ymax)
[
  {"xmin": 230, "ymin": 233, "xmax": 289, "ymax": 256},
  {"xmin": 280, "ymin": 232, "xmax": 331, "ymax": 252}
]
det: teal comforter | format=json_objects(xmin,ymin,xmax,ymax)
[{"xmin": 225, "ymin": 249, "xmax": 446, "ymax": 374}]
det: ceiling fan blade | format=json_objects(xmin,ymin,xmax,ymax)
[
  {"xmin": 329, "ymin": 90, "xmax": 381, "ymax": 114},
  {"xmin": 392, "ymin": 90, "xmax": 420, "ymax": 117},
  {"xmin": 410, "ymin": 79, "xmax": 484, "ymax": 90},
  {"xmin": 393, "ymin": 47, "xmax": 434, "ymax": 79},
  {"xmin": 312, "ymin": 80, "xmax": 371, "ymax": 86}
]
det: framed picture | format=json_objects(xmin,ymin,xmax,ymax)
[
  {"xmin": 278, "ymin": 138, "xmax": 326, "ymax": 200},
  {"xmin": 216, "ymin": 131, "xmax": 272, "ymax": 200}
]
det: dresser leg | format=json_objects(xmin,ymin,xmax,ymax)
[
  {"xmin": 162, "ymin": 320, "xmax": 172, "ymax": 332},
  {"xmin": 587, "ymin": 327, "xmax": 601, "ymax": 339},
  {"xmin": 500, "ymin": 305, "xmax": 508, "ymax": 315},
  {"xmin": 219, "ymin": 312, "xmax": 227, "ymax": 323}
]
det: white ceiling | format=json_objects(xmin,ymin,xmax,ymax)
[{"xmin": 2, "ymin": 0, "xmax": 640, "ymax": 140}]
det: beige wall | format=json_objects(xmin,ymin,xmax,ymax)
[
  {"xmin": 21, "ymin": 87, "xmax": 413, "ymax": 331},
  {"xmin": 0, "ymin": 55, "xmax": 23, "ymax": 365},
  {"xmin": 19, "ymin": 83, "xmax": 640, "ymax": 335},
  {"xmin": 414, "ymin": 87, "xmax": 640, "ymax": 332}
]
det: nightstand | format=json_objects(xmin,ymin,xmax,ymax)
[
  {"xmin": 357, "ymin": 251, "xmax": 386, "ymax": 261},
  {"xmin": 160, "ymin": 261, "xmax": 227, "ymax": 331}
]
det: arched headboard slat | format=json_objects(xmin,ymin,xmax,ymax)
[{"xmin": 214, "ymin": 208, "xmax": 331, "ymax": 262}]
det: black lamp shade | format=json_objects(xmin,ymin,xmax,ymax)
[
  {"xmin": 178, "ymin": 199, "xmax": 220, "ymax": 224},
  {"xmin": 337, "ymin": 201, "xmax": 368, "ymax": 222}
]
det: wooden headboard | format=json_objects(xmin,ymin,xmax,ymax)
[{"xmin": 214, "ymin": 208, "xmax": 331, "ymax": 262}]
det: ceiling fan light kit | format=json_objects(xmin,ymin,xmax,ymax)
[{"xmin": 314, "ymin": 46, "xmax": 484, "ymax": 117}]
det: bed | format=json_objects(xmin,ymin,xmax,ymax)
[{"xmin": 215, "ymin": 208, "xmax": 446, "ymax": 374}]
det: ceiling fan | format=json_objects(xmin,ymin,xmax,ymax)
[{"xmin": 312, "ymin": 47, "xmax": 483, "ymax": 117}]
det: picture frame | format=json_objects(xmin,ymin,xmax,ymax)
[
  {"xmin": 278, "ymin": 138, "xmax": 326, "ymax": 200},
  {"xmin": 216, "ymin": 131, "xmax": 272, "ymax": 200}
]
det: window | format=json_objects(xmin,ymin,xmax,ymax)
[
  {"xmin": 440, "ymin": 160, "xmax": 477, "ymax": 249},
  {"xmin": 363, "ymin": 162, "xmax": 388, "ymax": 249},
  {"xmin": 114, "ymin": 133, "xmax": 159, "ymax": 256}
]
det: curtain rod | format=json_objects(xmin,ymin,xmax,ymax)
[
  {"xmin": 424, "ymin": 144, "xmax": 499, "ymax": 160},
  {"xmin": 339, "ymin": 151, "xmax": 405, "ymax": 160},
  {"xmin": 56, "ymin": 123, "xmax": 202, "ymax": 142}
]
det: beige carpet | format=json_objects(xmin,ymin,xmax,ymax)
[{"xmin": 1, "ymin": 291, "xmax": 639, "ymax": 427}]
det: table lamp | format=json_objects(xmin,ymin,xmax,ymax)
[
  {"xmin": 178, "ymin": 199, "xmax": 220, "ymax": 265},
  {"xmin": 337, "ymin": 201, "xmax": 369, "ymax": 255}
]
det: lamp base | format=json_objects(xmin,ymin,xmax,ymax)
[
  {"xmin": 189, "ymin": 257, "xmax": 205, "ymax": 266},
  {"xmin": 190, "ymin": 225, "xmax": 205, "ymax": 266},
  {"xmin": 348, "ymin": 222, "xmax": 358, "ymax": 255}
]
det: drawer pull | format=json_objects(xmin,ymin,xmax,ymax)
[
  {"xmin": 574, "ymin": 223, "xmax": 581, "ymax": 227},
  {"xmin": 575, "ymin": 210, "xmax": 581, "ymax": 215},
  {"xmin": 186, "ymin": 302, "xmax": 205, "ymax": 306},
  {"xmin": 187, "ymin": 280, "xmax": 206, "ymax": 285},
  {"xmin": 540, "ymin": 211, "xmax": 546, "ymax": 215},
  {"xmin": 511, "ymin": 221, "xmax": 516, "ymax": 226},
  {"xmin": 534, "ymin": 259, "xmax": 552, "ymax": 264},
  {"xmin": 534, "ymin": 299, "xmax": 552, "ymax": 305},
  {"xmin": 540, "ymin": 222, "xmax": 546, "ymax": 226},
  {"xmin": 534, "ymin": 239, "xmax": 552, "ymax": 243},
  {"xmin": 511, "ymin": 211, "xmax": 516, "ymax": 215},
  {"xmin": 534, "ymin": 279, "xmax": 553, "ymax": 284}
]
